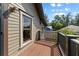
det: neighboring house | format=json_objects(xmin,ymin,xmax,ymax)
[
  {"xmin": 45, "ymin": 26, "xmax": 53, "ymax": 32},
  {"xmin": 60, "ymin": 25, "xmax": 79, "ymax": 35},
  {"xmin": 0, "ymin": 3, "xmax": 47, "ymax": 56}
]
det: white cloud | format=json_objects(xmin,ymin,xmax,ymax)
[
  {"xmin": 50, "ymin": 3, "xmax": 62, "ymax": 7},
  {"xmin": 57, "ymin": 4, "xmax": 62, "ymax": 7},
  {"xmin": 72, "ymin": 12, "xmax": 79, "ymax": 15},
  {"xmin": 53, "ymin": 12, "xmax": 65, "ymax": 16},
  {"xmin": 50, "ymin": 3, "xmax": 56, "ymax": 7},
  {"xmin": 49, "ymin": 19, "xmax": 53, "ymax": 22},
  {"xmin": 51, "ymin": 9, "xmax": 63, "ymax": 12},
  {"xmin": 65, "ymin": 8, "xmax": 69, "ymax": 11},
  {"xmin": 52, "ymin": 9, "xmax": 58, "ymax": 12}
]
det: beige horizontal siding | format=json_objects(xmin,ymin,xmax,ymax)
[
  {"xmin": 8, "ymin": 27, "xmax": 19, "ymax": 30},
  {"xmin": 8, "ymin": 21, "xmax": 19, "ymax": 25},
  {"xmin": 8, "ymin": 17, "xmax": 19, "ymax": 22},
  {"xmin": 8, "ymin": 4, "xmax": 20, "ymax": 56},
  {"xmin": 9, "ymin": 14, "xmax": 19, "ymax": 19},
  {"xmin": 8, "ymin": 37, "xmax": 19, "ymax": 41}
]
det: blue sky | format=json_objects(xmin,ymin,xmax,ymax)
[{"xmin": 42, "ymin": 3, "xmax": 79, "ymax": 22}]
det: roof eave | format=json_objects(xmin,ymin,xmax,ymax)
[{"xmin": 34, "ymin": 3, "xmax": 47, "ymax": 26}]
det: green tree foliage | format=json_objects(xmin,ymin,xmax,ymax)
[
  {"xmin": 70, "ymin": 19, "xmax": 76, "ymax": 25},
  {"xmin": 49, "ymin": 13, "xmax": 79, "ymax": 31},
  {"xmin": 54, "ymin": 15, "xmax": 61, "ymax": 21},
  {"xmin": 51, "ymin": 21, "xmax": 63, "ymax": 30},
  {"xmin": 65, "ymin": 13, "xmax": 71, "ymax": 26},
  {"xmin": 75, "ymin": 13, "xmax": 79, "ymax": 26},
  {"xmin": 50, "ymin": 13, "xmax": 71, "ymax": 30}
]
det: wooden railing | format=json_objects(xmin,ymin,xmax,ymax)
[
  {"xmin": 58, "ymin": 33, "xmax": 68, "ymax": 55},
  {"xmin": 44, "ymin": 31, "xmax": 79, "ymax": 56},
  {"xmin": 58, "ymin": 32, "xmax": 79, "ymax": 56},
  {"xmin": 68, "ymin": 39, "xmax": 79, "ymax": 56}
]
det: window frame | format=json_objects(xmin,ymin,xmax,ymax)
[{"xmin": 20, "ymin": 11, "xmax": 32, "ymax": 48}]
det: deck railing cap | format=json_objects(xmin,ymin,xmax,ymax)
[
  {"xmin": 66, "ymin": 35, "xmax": 79, "ymax": 38},
  {"xmin": 59, "ymin": 32, "xmax": 79, "ymax": 38},
  {"xmin": 71, "ymin": 39, "xmax": 79, "ymax": 44},
  {"xmin": 59, "ymin": 32, "xmax": 66, "ymax": 36}
]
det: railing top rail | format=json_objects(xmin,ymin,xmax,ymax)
[
  {"xmin": 59, "ymin": 32, "xmax": 79, "ymax": 38},
  {"xmin": 66, "ymin": 35, "xmax": 79, "ymax": 38},
  {"xmin": 71, "ymin": 39, "xmax": 79, "ymax": 44},
  {"xmin": 59, "ymin": 32, "xmax": 66, "ymax": 36}
]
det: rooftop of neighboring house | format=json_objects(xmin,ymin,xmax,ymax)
[{"xmin": 60, "ymin": 25, "xmax": 79, "ymax": 35}]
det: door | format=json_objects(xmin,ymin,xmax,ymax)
[{"xmin": 36, "ymin": 31, "xmax": 40, "ymax": 41}]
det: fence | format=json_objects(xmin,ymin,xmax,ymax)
[{"xmin": 44, "ymin": 31, "xmax": 57, "ymax": 42}]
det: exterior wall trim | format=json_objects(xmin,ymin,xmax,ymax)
[{"xmin": 2, "ymin": 4, "xmax": 8, "ymax": 56}]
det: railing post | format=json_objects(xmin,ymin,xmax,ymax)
[
  {"xmin": 57, "ymin": 32, "xmax": 59, "ymax": 45},
  {"xmin": 68, "ymin": 37, "xmax": 71, "ymax": 56}
]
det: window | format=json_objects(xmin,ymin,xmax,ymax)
[
  {"xmin": 20, "ymin": 11, "xmax": 32, "ymax": 47},
  {"xmin": 23, "ymin": 14, "xmax": 31, "ymax": 43}
]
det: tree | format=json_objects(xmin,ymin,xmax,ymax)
[
  {"xmin": 49, "ymin": 12, "xmax": 79, "ymax": 31},
  {"xmin": 75, "ymin": 13, "xmax": 79, "ymax": 26},
  {"xmin": 50, "ymin": 20, "xmax": 63, "ymax": 30},
  {"xmin": 49, "ymin": 13, "xmax": 72, "ymax": 30},
  {"xmin": 65, "ymin": 13, "xmax": 71, "ymax": 26},
  {"xmin": 54, "ymin": 15, "xmax": 61, "ymax": 21},
  {"xmin": 60, "ymin": 15, "xmax": 66, "ymax": 27},
  {"xmin": 70, "ymin": 19, "xmax": 76, "ymax": 25}
]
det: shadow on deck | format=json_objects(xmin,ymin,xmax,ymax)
[{"xmin": 19, "ymin": 40, "xmax": 62, "ymax": 56}]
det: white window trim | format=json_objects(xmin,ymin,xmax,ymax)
[{"xmin": 20, "ymin": 11, "xmax": 33, "ymax": 48}]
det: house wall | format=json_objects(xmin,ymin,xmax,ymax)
[
  {"xmin": 40, "ymin": 23, "xmax": 45, "ymax": 40},
  {"xmin": 22, "ymin": 3, "xmax": 42, "ymax": 41},
  {"xmin": 3, "ymin": 3, "xmax": 44, "ymax": 56},
  {"xmin": 8, "ymin": 4, "xmax": 20, "ymax": 55}
]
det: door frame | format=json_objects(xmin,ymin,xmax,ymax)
[{"xmin": 19, "ymin": 10, "xmax": 33, "ymax": 48}]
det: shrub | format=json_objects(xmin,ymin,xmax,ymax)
[{"xmin": 58, "ymin": 28, "xmax": 75, "ymax": 35}]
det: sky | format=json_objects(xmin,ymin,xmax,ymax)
[{"xmin": 42, "ymin": 3, "xmax": 79, "ymax": 22}]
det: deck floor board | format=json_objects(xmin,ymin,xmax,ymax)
[{"xmin": 19, "ymin": 40, "xmax": 61, "ymax": 56}]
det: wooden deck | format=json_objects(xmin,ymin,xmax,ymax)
[{"xmin": 19, "ymin": 40, "xmax": 61, "ymax": 56}]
